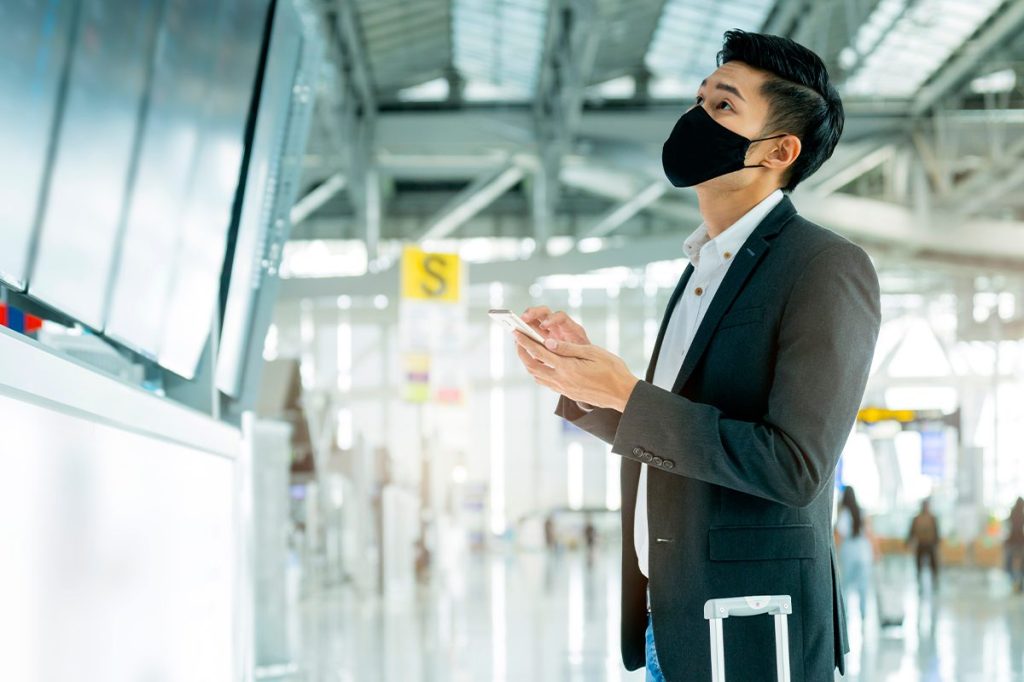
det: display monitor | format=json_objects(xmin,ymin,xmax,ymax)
[
  {"xmin": 28, "ymin": 0, "xmax": 160, "ymax": 329},
  {"xmin": 105, "ymin": 0, "xmax": 269, "ymax": 368},
  {"xmin": 156, "ymin": 0, "xmax": 269, "ymax": 378},
  {"xmin": 0, "ymin": 1, "xmax": 77, "ymax": 289}
]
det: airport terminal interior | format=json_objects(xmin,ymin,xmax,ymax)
[{"xmin": 7, "ymin": 0, "xmax": 1024, "ymax": 680}]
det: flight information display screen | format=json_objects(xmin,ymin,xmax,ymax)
[
  {"xmin": 105, "ymin": 0, "xmax": 269, "ymax": 373},
  {"xmin": 0, "ymin": 1, "xmax": 76, "ymax": 289},
  {"xmin": 29, "ymin": 0, "xmax": 161, "ymax": 329},
  {"xmin": 153, "ymin": 0, "xmax": 270, "ymax": 378}
]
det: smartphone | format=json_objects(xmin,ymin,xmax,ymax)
[{"xmin": 488, "ymin": 308, "xmax": 546, "ymax": 344}]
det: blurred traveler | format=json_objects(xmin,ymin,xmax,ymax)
[
  {"xmin": 907, "ymin": 499, "xmax": 941, "ymax": 592},
  {"xmin": 836, "ymin": 486, "xmax": 874, "ymax": 621},
  {"xmin": 1006, "ymin": 497, "xmax": 1024, "ymax": 593},
  {"xmin": 544, "ymin": 514, "xmax": 556, "ymax": 551},
  {"xmin": 584, "ymin": 515, "xmax": 597, "ymax": 552},
  {"xmin": 514, "ymin": 29, "xmax": 878, "ymax": 682}
]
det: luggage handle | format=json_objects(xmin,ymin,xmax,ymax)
[
  {"xmin": 703, "ymin": 595, "xmax": 791, "ymax": 619},
  {"xmin": 703, "ymin": 595, "xmax": 792, "ymax": 682}
]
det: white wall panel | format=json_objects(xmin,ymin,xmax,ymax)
[{"xmin": 0, "ymin": 328, "xmax": 239, "ymax": 682}]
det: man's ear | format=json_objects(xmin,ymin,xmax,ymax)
[{"xmin": 763, "ymin": 134, "xmax": 801, "ymax": 172}]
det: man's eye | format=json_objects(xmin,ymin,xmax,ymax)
[{"xmin": 718, "ymin": 101, "xmax": 733, "ymax": 111}]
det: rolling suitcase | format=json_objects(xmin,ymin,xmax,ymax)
[{"xmin": 704, "ymin": 595, "xmax": 792, "ymax": 682}]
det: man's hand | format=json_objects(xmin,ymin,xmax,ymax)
[
  {"xmin": 521, "ymin": 306, "xmax": 590, "ymax": 344},
  {"xmin": 514, "ymin": 331, "xmax": 639, "ymax": 412}
]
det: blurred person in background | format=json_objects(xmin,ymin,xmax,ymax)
[
  {"xmin": 835, "ymin": 486, "xmax": 875, "ymax": 624},
  {"xmin": 513, "ymin": 29, "xmax": 879, "ymax": 682},
  {"xmin": 584, "ymin": 514, "xmax": 597, "ymax": 551},
  {"xmin": 1006, "ymin": 497, "xmax": 1024, "ymax": 593},
  {"xmin": 907, "ymin": 498, "xmax": 941, "ymax": 592},
  {"xmin": 544, "ymin": 514, "xmax": 557, "ymax": 551}
]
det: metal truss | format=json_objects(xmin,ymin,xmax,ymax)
[
  {"xmin": 304, "ymin": 0, "xmax": 380, "ymax": 260},
  {"xmin": 531, "ymin": 0, "xmax": 600, "ymax": 247}
]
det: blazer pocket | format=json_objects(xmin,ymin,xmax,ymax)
[
  {"xmin": 708, "ymin": 524, "xmax": 816, "ymax": 561},
  {"xmin": 717, "ymin": 305, "xmax": 765, "ymax": 332}
]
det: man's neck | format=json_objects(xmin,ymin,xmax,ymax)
[{"xmin": 696, "ymin": 184, "xmax": 780, "ymax": 239}]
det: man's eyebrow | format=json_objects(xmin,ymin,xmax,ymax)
[
  {"xmin": 715, "ymin": 81, "xmax": 746, "ymax": 102},
  {"xmin": 697, "ymin": 78, "xmax": 746, "ymax": 102}
]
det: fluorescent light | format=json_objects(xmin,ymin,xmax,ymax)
[
  {"xmin": 970, "ymin": 68, "xmax": 1017, "ymax": 94},
  {"xmin": 588, "ymin": 75, "xmax": 636, "ymax": 99},
  {"xmin": 396, "ymin": 77, "xmax": 450, "ymax": 102}
]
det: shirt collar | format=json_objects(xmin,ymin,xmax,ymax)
[{"xmin": 682, "ymin": 189, "xmax": 785, "ymax": 267}]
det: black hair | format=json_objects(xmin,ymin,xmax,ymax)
[
  {"xmin": 840, "ymin": 486, "xmax": 863, "ymax": 538},
  {"xmin": 717, "ymin": 29, "xmax": 844, "ymax": 192}
]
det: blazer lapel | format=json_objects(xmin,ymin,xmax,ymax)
[
  {"xmin": 670, "ymin": 196, "xmax": 797, "ymax": 394},
  {"xmin": 644, "ymin": 263, "xmax": 694, "ymax": 382}
]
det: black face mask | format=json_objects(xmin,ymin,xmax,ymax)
[{"xmin": 661, "ymin": 106, "xmax": 786, "ymax": 187}]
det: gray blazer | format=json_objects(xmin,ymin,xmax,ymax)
[{"xmin": 555, "ymin": 196, "xmax": 880, "ymax": 681}]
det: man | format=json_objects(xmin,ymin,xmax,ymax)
[
  {"xmin": 513, "ymin": 30, "xmax": 880, "ymax": 681},
  {"xmin": 906, "ymin": 498, "xmax": 941, "ymax": 592}
]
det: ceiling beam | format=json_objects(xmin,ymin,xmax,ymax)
[
  {"xmin": 560, "ymin": 161, "xmax": 703, "ymax": 225},
  {"xmin": 942, "ymin": 134, "xmax": 1024, "ymax": 214},
  {"xmin": 910, "ymin": 0, "xmax": 1024, "ymax": 116},
  {"xmin": 418, "ymin": 163, "xmax": 526, "ymax": 242},
  {"xmin": 579, "ymin": 181, "xmax": 668, "ymax": 239},
  {"xmin": 277, "ymin": 231, "xmax": 688, "ymax": 299},
  {"xmin": 290, "ymin": 173, "xmax": 347, "ymax": 225},
  {"xmin": 806, "ymin": 144, "xmax": 896, "ymax": 197},
  {"xmin": 761, "ymin": 0, "xmax": 809, "ymax": 36},
  {"xmin": 794, "ymin": 191, "xmax": 1024, "ymax": 263},
  {"xmin": 277, "ymin": 188, "xmax": 1024, "ymax": 302},
  {"xmin": 532, "ymin": 0, "xmax": 601, "ymax": 247}
]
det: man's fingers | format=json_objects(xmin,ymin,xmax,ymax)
[
  {"xmin": 542, "ymin": 337, "xmax": 591, "ymax": 359},
  {"xmin": 521, "ymin": 306, "xmax": 551, "ymax": 324},
  {"xmin": 516, "ymin": 343, "xmax": 554, "ymax": 374},
  {"xmin": 517, "ymin": 347, "xmax": 560, "ymax": 393},
  {"xmin": 514, "ymin": 331, "xmax": 563, "ymax": 366},
  {"xmin": 540, "ymin": 310, "xmax": 567, "ymax": 328}
]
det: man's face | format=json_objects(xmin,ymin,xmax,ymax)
[{"xmin": 690, "ymin": 60, "xmax": 776, "ymax": 189}]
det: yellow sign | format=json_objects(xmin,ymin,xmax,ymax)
[
  {"xmin": 401, "ymin": 245, "xmax": 461, "ymax": 302},
  {"xmin": 858, "ymin": 407, "xmax": 916, "ymax": 424}
]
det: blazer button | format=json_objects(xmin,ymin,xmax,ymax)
[
  {"xmin": 642, "ymin": 453, "xmax": 654, "ymax": 463},
  {"xmin": 653, "ymin": 457, "xmax": 663, "ymax": 466},
  {"xmin": 633, "ymin": 447, "xmax": 643, "ymax": 457},
  {"xmin": 663, "ymin": 459, "xmax": 675, "ymax": 470}
]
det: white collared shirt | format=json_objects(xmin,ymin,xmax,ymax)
[{"xmin": 634, "ymin": 189, "xmax": 784, "ymax": 578}]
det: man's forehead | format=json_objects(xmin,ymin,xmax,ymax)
[{"xmin": 702, "ymin": 61, "xmax": 767, "ymax": 96}]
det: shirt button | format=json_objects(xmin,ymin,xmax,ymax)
[
  {"xmin": 694, "ymin": 287, "xmax": 704, "ymax": 296},
  {"xmin": 724, "ymin": 251, "xmax": 732, "ymax": 259}
]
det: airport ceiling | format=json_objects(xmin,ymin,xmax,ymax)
[{"xmin": 283, "ymin": 0, "xmax": 1024, "ymax": 295}]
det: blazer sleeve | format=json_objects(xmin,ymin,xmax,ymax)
[
  {"xmin": 554, "ymin": 394, "xmax": 622, "ymax": 445},
  {"xmin": 609, "ymin": 242, "xmax": 881, "ymax": 507}
]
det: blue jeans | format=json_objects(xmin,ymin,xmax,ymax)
[{"xmin": 645, "ymin": 613, "xmax": 667, "ymax": 682}]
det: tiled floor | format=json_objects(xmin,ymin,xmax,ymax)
[{"xmin": 269, "ymin": 543, "xmax": 1024, "ymax": 681}]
